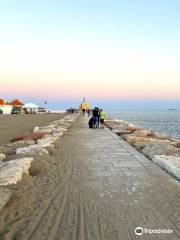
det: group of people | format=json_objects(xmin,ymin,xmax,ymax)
[
  {"xmin": 82, "ymin": 108, "xmax": 91, "ymax": 117},
  {"xmin": 88, "ymin": 107, "xmax": 106, "ymax": 128}
]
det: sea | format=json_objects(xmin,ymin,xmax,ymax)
[{"xmin": 107, "ymin": 109, "xmax": 180, "ymax": 140}]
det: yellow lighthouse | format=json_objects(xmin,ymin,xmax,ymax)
[{"xmin": 79, "ymin": 97, "xmax": 89, "ymax": 111}]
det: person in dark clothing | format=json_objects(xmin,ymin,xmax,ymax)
[
  {"xmin": 92, "ymin": 107, "xmax": 98, "ymax": 116},
  {"xmin": 87, "ymin": 109, "xmax": 91, "ymax": 117},
  {"xmin": 89, "ymin": 116, "xmax": 96, "ymax": 128},
  {"xmin": 92, "ymin": 107, "xmax": 99, "ymax": 128},
  {"xmin": 82, "ymin": 108, "xmax": 86, "ymax": 117},
  {"xmin": 97, "ymin": 110, "xmax": 100, "ymax": 127},
  {"xmin": 88, "ymin": 117, "xmax": 93, "ymax": 128}
]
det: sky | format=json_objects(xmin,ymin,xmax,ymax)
[{"xmin": 0, "ymin": 0, "xmax": 180, "ymax": 110}]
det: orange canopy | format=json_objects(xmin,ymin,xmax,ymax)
[
  {"xmin": 10, "ymin": 99, "xmax": 24, "ymax": 106},
  {"xmin": 0, "ymin": 99, "xmax": 4, "ymax": 105}
]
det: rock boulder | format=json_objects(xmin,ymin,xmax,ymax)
[
  {"xmin": 0, "ymin": 158, "xmax": 33, "ymax": 185},
  {"xmin": 131, "ymin": 129, "xmax": 152, "ymax": 137},
  {"xmin": 16, "ymin": 145, "xmax": 48, "ymax": 155},
  {"xmin": 11, "ymin": 132, "xmax": 50, "ymax": 142},
  {"xmin": 0, "ymin": 187, "xmax": 11, "ymax": 211},
  {"xmin": 142, "ymin": 143, "xmax": 180, "ymax": 159},
  {"xmin": 0, "ymin": 153, "xmax": 6, "ymax": 161},
  {"xmin": 151, "ymin": 132, "xmax": 168, "ymax": 139},
  {"xmin": 124, "ymin": 135, "xmax": 171, "ymax": 145},
  {"xmin": 6, "ymin": 140, "xmax": 35, "ymax": 148},
  {"xmin": 152, "ymin": 155, "xmax": 180, "ymax": 180}
]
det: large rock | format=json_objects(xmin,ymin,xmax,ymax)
[
  {"xmin": 36, "ymin": 128, "xmax": 53, "ymax": 133},
  {"xmin": 127, "ymin": 123, "xmax": 137, "ymax": 128},
  {"xmin": 56, "ymin": 119, "xmax": 66, "ymax": 124},
  {"xmin": 125, "ymin": 126, "xmax": 140, "ymax": 132},
  {"xmin": 106, "ymin": 121, "xmax": 128, "ymax": 131},
  {"xmin": 55, "ymin": 127, "xmax": 68, "ymax": 132},
  {"xmin": 45, "ymin": 144, "xmax": 55, "ymax": 155},
  {"xmin": 0, "ymin": 158, "xmax": 33, "ymax": 185},
  {"xmin": 39, "ymin": 125, "xmax": 57, "ymax": 132},
  {"xmin": 131, "ymin": 129, "xmax": 152, "ymax": 137},
  {"xmin": 50, "ymin": 120, "xmax": 61, "ymax": 125},
  {"xmin": 66, "ymin": 119, "xmax": 75, "ymax": 123},
  {"xmin": 6, "ymin": 140, "xmax": 35, "ymax": 148},
  {"xmin": 152, "ymin": 155, "xmax": 180, "ymax": 180},
  {"xmin": 170, "ymin": 141, "xmax": 180, "ymax": 149},
  {"xmin": 56, "ymin": 121, "xmax": 65, "ymax": 126},
  {"xmin": 37, "ymin": 139, "xmax": 54, "ymax": 148},
  {"xmin": 142, "ymin": 143, "xmax": 180, "ymax": 159},
  {"xmin": 29, "ymin": 154, "xmax": 52, "ymax": 176},
  {"xmin": 16, "ymin": 145, "xmax": 48, "ymax": 155},
  {"xmin": 124, "ymin": 135, "xmax": 171, "ymax": 145},
  {"xmin": 45, "ymin": 124, "xmax": 58, "ymax": 128},
  {"xmin": 11, "ymin": 132, "xmax": 50, "ymax": 142},
  {"xmin": 33, "ymin": 126, "xmax": 40, "ymax": 132},
  {"xmin": 115, "ymin": 129, "xmax": 132, "ymax": 136},
  {"xmin": 133, "ymin": 141, "xmax": 149, "ymax": 150},
  {"xmin": 151, "ymin": 132, "xmax": 168, "ymax": 139},
  {"xmin": 0, "ymin": 154, "xmax": 6, "ymax": 161},
  {"xmin": 0, "ymin": 187, "xmax": 11, "ymax": 211},
  {"xmin": 0, "ymin": 146, "xmax": 15, "ymax": 155},
  {"xmin": 53, "ymin": 132, "xmax": 63, "ymax": 138},
  {"xmin": 37, "ymin": 135, "xmax": 59, "ymax": 148}
]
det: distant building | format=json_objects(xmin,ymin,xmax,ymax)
[
  {"xmin": 0, "ymin": 99, "xmax": 12, "ymax": 114},
  {"xmin": 10, "ymin": 99, "xmax": 24, "ymax": 114},
  {"xmin": 0, "ymin": 98, "xmax": 24, "ymax": 114}
]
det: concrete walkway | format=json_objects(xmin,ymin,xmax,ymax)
[
  {"xmin": 73, "ymin": 117, "xmax": 180, "ymax": 240},
  {"xmin": 1, "ymin": 116, "xmax": 180, "ymax": 240}
]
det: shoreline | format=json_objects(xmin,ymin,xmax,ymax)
[
  {"xmin": 105, "ymin": 116, "xmax": 180, "ymax": 181},
  {"xmin": 106, "ymin": 109, "xmax": 180, "ymax": 140}
]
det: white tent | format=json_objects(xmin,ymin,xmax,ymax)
[
  {"xmin": 0, "ymin": 105, "xmax": 12, "ymax": 114},
  {"xmin": 23, "ymin": 103, "xmax": 39, "ymax": 113}
]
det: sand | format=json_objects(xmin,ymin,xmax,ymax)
[{"xmin": 0, "ymin": 113, "xmax": 66, "ymax": 145}]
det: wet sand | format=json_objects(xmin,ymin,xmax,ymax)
[
  {"xmin": 0, "ymin": 113, "xmax": 66, "ymax": 145},
  {"xmin": 0, "ymin": 117, "xmax": 180, "ymax": 239}
]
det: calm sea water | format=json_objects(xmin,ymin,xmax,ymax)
[{"xmin": 107, "ymin": 110, "xmax": 180, "ymax": 140}]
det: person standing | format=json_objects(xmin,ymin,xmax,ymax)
[
  {"xmin": 82, "ymin": 108, "xmax": 86, "ymax": 117},
  {"xmin": 87, "ymin": 109, "xmax": 91, "ymax": 117},
  {"xmin": 93, "ymin": 107, "xmax": 99, "ymax": 128},
  {"xmin": 99, "ymin": 109, "xmax": 106, "ymax": 128}
]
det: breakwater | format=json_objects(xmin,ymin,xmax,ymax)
[{"xmin": 105, "ymin": 117, "xmax": 180, "ymax": 181}]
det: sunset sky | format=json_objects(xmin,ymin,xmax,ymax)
[{"xmin": 0, "ymin": 0, "xmax": 180, "ymax": 109}]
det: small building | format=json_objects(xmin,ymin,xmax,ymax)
[
  {"xmin": 0, "ymin": 99, "xmax": 12, "ymax": 114},
  {"xmin": 10, "ymin": 99, "xmax": 24, "ymax": 114},
  {"xmin": 0, "ymin": 98, "xmax": 24, "ymax": 114}
]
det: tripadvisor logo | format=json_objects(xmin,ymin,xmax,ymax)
[
  {"xmin": 135, "ymin": 227, "xmax": 143, "ymax": 235},
  {"xmin": 135, "ymin": 227, "xmax": 173, "ymax": 235}
]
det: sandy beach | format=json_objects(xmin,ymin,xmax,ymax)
[{"xmin": 0, "ymin": 113, "xmax": 66, "ymax": 145}]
